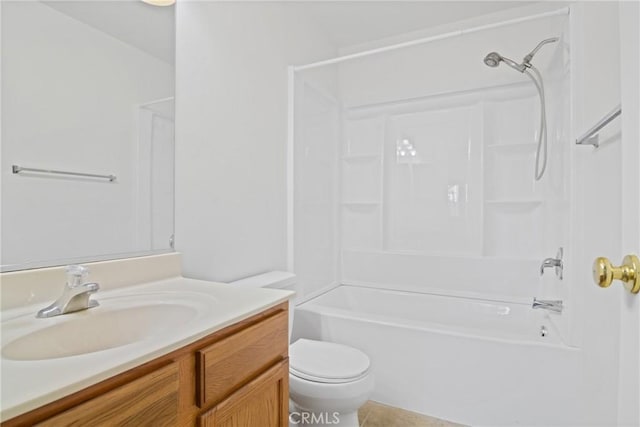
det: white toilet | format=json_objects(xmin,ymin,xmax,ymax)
[{"xmin": 230, "ymin": 271, "xmax": 374, "ymax": 427}]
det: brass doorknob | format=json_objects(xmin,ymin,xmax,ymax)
[{"xmin": 593, "ymin": 255, "xmax": 640, "ymax": 294}]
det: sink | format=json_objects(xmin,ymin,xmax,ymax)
[
  {"xmin": 2, "ymin": 293, "xmax": 211, "ymax": 361},
  {"xmin": 0, "ymin": 268, "xmax": 295, "ymax": 421}
]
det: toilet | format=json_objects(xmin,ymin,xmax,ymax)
[{"xmin": 230, "ymin": 272, "xmax": 374, "ymax": 427}]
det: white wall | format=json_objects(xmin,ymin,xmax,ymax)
[
  {"xmin": 1, "ymin": 1, "xmax": 174, "ymax": 268},
  {"xmin": 175, "ymin": 2, "xmax": 336, "ymax": 283},
  {"xmin": 337, "ymin": 10, "xmax": 564, "ymax": 108}
]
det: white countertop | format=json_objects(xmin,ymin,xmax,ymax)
[{"xmin": 1, "ymin": 275, "xmax": 292, "ymax": 421}]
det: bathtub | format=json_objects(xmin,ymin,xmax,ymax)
[{"xmin": 292, "ymin": 285, "xmax": 582, "ymax": 426}]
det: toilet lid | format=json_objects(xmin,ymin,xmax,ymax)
[{"xmin": 289, "ymin": 339, "xmax": 370, "ymax": 384}]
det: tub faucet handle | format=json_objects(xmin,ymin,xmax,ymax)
[{"xmin": 540, "ymin": 247, "xmax": 563, "ymax": 279}]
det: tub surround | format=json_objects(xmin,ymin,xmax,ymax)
[{"xmin": 0, "ymin": 253, "xmax": 293, "ymax": 421}]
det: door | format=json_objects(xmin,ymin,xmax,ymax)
[
  {"xmin": 617, "ymin": 1, "xmax": 639, "ymax": 425},
  {"xmin": 136, "ymin": 98, "xmax": 175, "ymax": 251},
  {"xmin": 572, "ymin": 2, "xmax": 639, "ymax": 426}
]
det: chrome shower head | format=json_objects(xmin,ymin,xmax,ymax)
[
  {"xmin": 483, "ymin": 52, "xmax": 526, "ymax": 72},
  {"xmin": 484, "ymin": 52, "xmax": 502, "ymax": 67}
]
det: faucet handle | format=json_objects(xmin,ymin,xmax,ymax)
[
  {"xmin": 66, "ymin": 265, "xmax": 89, "ymax": 287},
  {"xmin": 540, "ymin": 247, "xmax": 563, "ymax": 279}
]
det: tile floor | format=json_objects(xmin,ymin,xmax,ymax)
[{"xmin": 357, "ymin": 401, "xmax": 465, "ymax": 427}]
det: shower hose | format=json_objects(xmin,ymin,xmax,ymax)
[{"xmin": 524, "ymin": 65, "xmax": 548, "ymax": 181}]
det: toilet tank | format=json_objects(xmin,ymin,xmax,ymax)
[{"xmin": 229, "ymin": 271, "xmax": 297, "ymax": 342}]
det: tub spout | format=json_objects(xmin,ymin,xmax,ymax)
[{"xmin": 532, "ymin": 298, "xmax": 563, "ymax": 314}]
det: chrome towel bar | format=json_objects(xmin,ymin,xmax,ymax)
[
  {"xmin": 12, "ymin": 165, "xmax": 116, "ymax": 182},
  {"xmin": 575, "ymin": 104, "xmax": 622, "ymax": 147}
]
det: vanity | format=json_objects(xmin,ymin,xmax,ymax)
[{"xmin": 0, "ymin": 254, "xmax": 293, "ymax": 426}]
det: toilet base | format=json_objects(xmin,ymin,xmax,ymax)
[{"xmin": 288, "ymin": 367, "xmax": 373, "ymax": 427}]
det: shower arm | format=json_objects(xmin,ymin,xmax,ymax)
[{"xmin": 523, "ymin": 37, "xmax": 559, "ymax": 66}]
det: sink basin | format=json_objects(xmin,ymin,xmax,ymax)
[{"xmin": 3, "ymin": 302, "xmax": 200, "ymax": 361}]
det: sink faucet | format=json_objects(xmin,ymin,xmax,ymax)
[
  {"xmin": 36, "ymin": 265, "xmax": 100, "ymax": 318},
  {"xmin": 540, "ymin": 247, "xmax": 563, "ymax": 279},
  {"xmin": 532, "ymin": 298, "xmax": 563, "ymax": 313}
]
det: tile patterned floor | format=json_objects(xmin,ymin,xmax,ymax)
[{"xmin": 358, "ymin": 401, "xmax": 466, "ymax": 427}]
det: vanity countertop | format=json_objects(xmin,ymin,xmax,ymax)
[{"xmin": 0, "ymin": 255, "xmax": 293, "ymax": 421}]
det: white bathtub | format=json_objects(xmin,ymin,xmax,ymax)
[{"xmin": 292, "ymin": 285, "xmax": 582, "ymax": 426}]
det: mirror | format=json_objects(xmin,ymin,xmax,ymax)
[{"xmin": 1, "ymin": 1, "xmax": 175, "ymax": 271}]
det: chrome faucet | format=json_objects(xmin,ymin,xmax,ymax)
[
  {"xmin": 36, "ymin": 265, "xmax": 100, "ymax": 318},
  {"xmin": 532, "ymin": 298, "xmax": 563, "ymax": 314},
  {"xmin": 540, "ymin": 247, "xmax": 563, "ymax": 279}
]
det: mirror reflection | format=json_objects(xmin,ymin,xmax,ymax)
[{"xmin": 1, "ymin": 1, "xmax": 175, "ymax": 271}]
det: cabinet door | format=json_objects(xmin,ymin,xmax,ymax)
[
  {"xmin": 37, "ymin": 363, "xmax": 179, "ymax": 427},
  {"xmin": 196, "ymin": 310, "xmax": 288, "ymax": 408},
  {"xmin": 198, "ymin": 359, "xmax": 289, "ymax": 427}
]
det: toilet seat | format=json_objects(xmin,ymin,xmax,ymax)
[{"xmin": 290, "ymin": 339, "xmax": 370, "ymax": 384}]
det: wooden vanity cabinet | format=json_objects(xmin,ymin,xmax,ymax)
[{"xmin": 2, "ymin": 302, "xmax": 289, "ymax": 427}]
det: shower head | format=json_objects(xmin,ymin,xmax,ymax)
[
  {"xmin": 483, "ymin": 52, "xmax": 526, "ymax": 72},
  {"xmin": 483, "ymin": 52, "xmax": 501, "ymax": 67}
]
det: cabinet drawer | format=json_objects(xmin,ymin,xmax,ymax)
[
  {"xmin": 37, "ymin": 362, "xmax": 179, "ymax": 427},
  {"xmin": 196, "ymin": 310, "xmax": 288, "ymax": 408}
]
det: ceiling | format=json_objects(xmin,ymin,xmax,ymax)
[
  {"xmin": 41, "ymin": 1, "xmax": 534, "ymax": 64},
  {"xmin": 43, "ymin": 0, "xmax": 174, "ymax": 64},
  {"xmin": 289, "ymin": 1, "xmax": 536, "ymax": 48}
]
